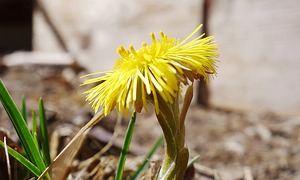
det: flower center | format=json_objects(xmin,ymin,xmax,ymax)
[{"xmin": 115, "ymin": 32, "xmax": 178, "ymax": 72}]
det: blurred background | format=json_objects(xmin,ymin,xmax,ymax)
[
  {"xmin": 1, "ymin": 0, "xmax": 299, "ymax": 115},
  {"xmin": 1, "ymin": 0, "xmax": 300, "ymax": 179}
]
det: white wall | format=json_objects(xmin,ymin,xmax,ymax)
[
  {"xmin": 34, "ymin": 0, "xmax": 300, "ymax": 114},
  {"xmin": 210, "ymin": 0, "xmax": 300, "ymax": 114},
  {"xmin": 34, "ymin": 0, "xmax": 201, "ymax": 72}
]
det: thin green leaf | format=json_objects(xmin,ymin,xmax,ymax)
[
  {"xmin": 0, "ymin": 80, "xmax": 46, "ymax": 173},
  {"xmin": 180, "ymin": 85, "xmax": 193, "ymax": 129},
  {"xmin": 20, "ymin": 96, "xmax": 29, "ymax": 158},
  {"xmin": 115, "ymin": 111, "xmax": 137, "ymax": 180},
  {"xmin": 21, "ymin": 96, "xmax": 27, "ymax": 123},
  {"xmin": 187, "ymin": 155, "xmax": 200, "ymax": 168},
  {"xmin": 0, "ymin": 140, "xmax": 40, "ymax": 177},
  {"xmin": 39, "ymin": 98, "xmax": 51, "ymax": 166},
  {"xmin": 130, "ymin": 135, "xmax": 164, "ymax": 180},
  {"xmin": 31, "ymin": 111, "xmax": 39, "ymax": 150}
]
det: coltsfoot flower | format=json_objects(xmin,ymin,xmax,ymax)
[{"xmin": 82, "ymin": 25, "xmax": 218, "ymax": 116}]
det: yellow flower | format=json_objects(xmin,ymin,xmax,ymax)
[{"xmin": 82, "ymin": 25, "xmax": 218, "ymax": 116}]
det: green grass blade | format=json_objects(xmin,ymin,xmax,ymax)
[
  {"xmin": 187, "ymin": 155, "xmax": 200, "ymax": 168},
  {"xmin": 0, "ymin": 140, "xmax": 40, "ymax": 177},
  {"xmin": 130, "ymin": 135, "xmax": 164, "ymax": 180},
  {"xmin": 21, "ymin": 96, "xmax": 29, "ymax": 158},
  {"xmin": 115, "ymin": 111, "xmax": 137, "ymax": 180},
  {"xmin": 38, "ymin": 98, "xmax": 51, "ymax": 166},
  {"xmin": 21, "ymin": 96, "xmax": 27, "ymax": 123},
  {"xmin": 0, "ymin": 80, "xmax": 46, "ymax": 173},
  {"xmin": 31, "ymin": 111, "xmax": 39, "ymax": 149}
]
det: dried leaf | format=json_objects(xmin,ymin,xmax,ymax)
[{"xmin": 38, "ymin": 111, "xmax": 104, "ymax": 180}]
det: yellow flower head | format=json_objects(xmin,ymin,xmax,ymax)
[{"xmin": 82, "ymin": 25, "xmax": 218, "ymax": 116}]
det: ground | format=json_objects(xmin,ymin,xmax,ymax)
[{"xmin": 1, "ymin": 64, "xmax": 300, "ymax": 180}]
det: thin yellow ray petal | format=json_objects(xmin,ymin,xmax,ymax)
[
  {"xmin": 176, "ymin": 24, "xmax": 203, "ymax": 46},
  {"xmin": 133, "ymin": 75, "xmax": 138, "ymax": 101},
  {"xmin": 149, "ymin": 82, "xmax": 159, "ymax": 114},
  {"xmin": 148, "ymin": 70, "xmax": 163, "ymax": 92},
  {"xmin": 141, "ymin": 81, "xmax": 148, "ymax": 112},
  {"xmin": 137, "ymin": 69, "xmax": 151, "ymax": 94}
]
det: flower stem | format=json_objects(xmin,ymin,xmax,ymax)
[
  {"xmin": 115, "ymin": 111, "xmax": 137, "ymax": 180},
  {"xmin": 155, "ymin": 93, "xmax": 189, "ymax": 180},
  {"xmin": 154, "ymin": 85, "xmax": 194, "ymax": 179}
]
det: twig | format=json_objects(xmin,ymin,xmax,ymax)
[
  {"xmin": 4, "ymin": 137, "xmax": 12, "ymax": 180},
  {"xmin": 35, "ymin": 0, "xmax": 68, "ymax": 52},
  {"xmin": 244, "ymin": 166, "xmax": 254, "ymax": 180},
  {"xmin": 197, "ymin": 0, "xmax": 212, "ymax": 107},
  {"xmin": 34, "ymin": 0, "xmax": 84, "ymax": 72}
]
